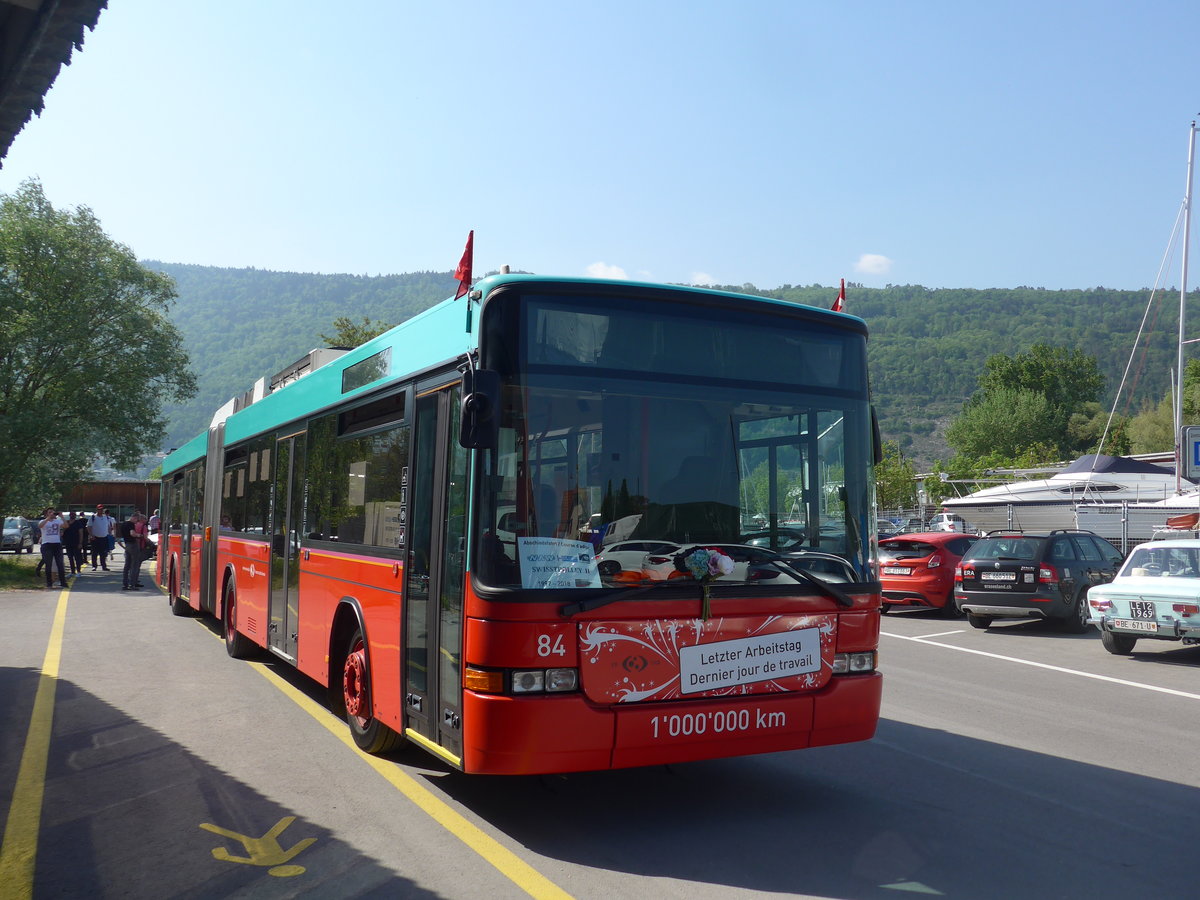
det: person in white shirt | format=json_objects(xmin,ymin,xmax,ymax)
[
  {"xmin": 88, "ymin": 505, "xmax": 115, "ymax": 571},
  {"xmin": 38, "ymin": 507, "xmax": 68, "ymax": 590}
]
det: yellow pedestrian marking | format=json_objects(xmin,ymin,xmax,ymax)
[
  {"xmin": 200, "ymin": 816, "xmax": 315, "ymax": 877},
  {"xmin": 0, "ymin": 586, "xmax": 71, "ymax": 899},
  {"xmin": 244, "ymin": 656, "xmax": 575, "ymax": 899}
]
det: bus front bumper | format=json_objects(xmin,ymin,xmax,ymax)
[{"xmin": 460, "ymin": 673, "xmax": 881, "ymax": 775}]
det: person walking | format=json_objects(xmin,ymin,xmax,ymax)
[
  {"xmin": 89, "ymin": 505, "xmax": 115, "ymax": 570},
  {"xmin": 38, "ymin": 507, "xmax": 68, "ymax": 590},
  {"xmin": 133, "ymin": 512, "xmax": 149, "ymax": 587},
  {"xmin": 62, "ymin": 511, "xmax": 88, "ymax": 575},
  {"xmin": 120, "ymin": 510, "xmax": 147, "ymax": 590}
]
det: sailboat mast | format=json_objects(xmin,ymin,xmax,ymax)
[{"xmin": 1176, "ymin": 121, "xmax": 1196, "ymax": 493}]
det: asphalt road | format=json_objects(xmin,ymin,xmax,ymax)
[{"xmin": 2, "ymin": 567, "xmax": 1198, "ymax": 899}]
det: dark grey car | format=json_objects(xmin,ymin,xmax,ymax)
[
  {"xmin": 3, "ymin": 516, "xmax": 35, "ymax": 553},
  {"xmin": 954, "ymin": 530, "xmax": 1124, "ymax": 632}
]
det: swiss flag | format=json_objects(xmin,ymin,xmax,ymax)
[
  {"xmin": 831, "ymin": 278, "xmax": 845, "ymax": 313},
  {"xmin": 454, "ymin": 230, "xmax": 474, "ymax": 299}
]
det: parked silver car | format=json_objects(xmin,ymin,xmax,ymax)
[{"xmin": 3, "ymin": 516, "xmax": 35, "ymax": 553}]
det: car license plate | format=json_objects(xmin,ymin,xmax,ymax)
[
  {"xmin": 1111, "ymin": 619, "xmax": 1159, "ymax": 633},
  {"xmin": 882, "ymin": 566, "xmax": 911, "ymax": 575},
  {"xmin": 980, "ymin": 571, "xmax": 1016, "ymax": 582},
  {"xmin": 1129, "ymin": 600, "xmax": 1155, "ymax": 619}
]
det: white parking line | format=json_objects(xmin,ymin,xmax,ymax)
[
  {"xmin": 882, "ymin": 631, "xmax": 1200, "ymax": 701},
  {"xmin": 911, "ymin": 630, "xmax": 965, "ymax": 640}
]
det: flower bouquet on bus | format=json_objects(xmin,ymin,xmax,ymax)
[{"xmin": 676, "ymin": 547, "xmax": 735, "ymax": 620}]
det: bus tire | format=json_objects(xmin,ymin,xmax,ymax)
[
  {"xmin": 342, "ymin": 626, "xmax": 404, "ymax": 754},
  {"xmin": 169, "ymin": 565, "xmax": 192, "ymax": 617},
  {"xmin": 223, "ymin": 580, "xmax": 256, "ymax": 659}
]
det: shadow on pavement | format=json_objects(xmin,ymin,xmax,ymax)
[{"xmin": 0, "ymin": 668, "xmax": 436, "ymax": 898}]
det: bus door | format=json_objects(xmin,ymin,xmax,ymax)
[
  {"xmin": 269, "ymin": 431, "xmax": 306, "ymax": 660},
  {"xmin": 178, "ymin": 466, "xmax": 197, "ymax": 598},
  {"xmin": 178, "ymin": 460, "xmax": 202, "ymax": 602},
  {"xmin": 404, "ymin": 384, "xmax": 467, "ymax": 759},
  {"xmin": 198, "ymin": 423, "xmax": 226, "ymax": 613}
]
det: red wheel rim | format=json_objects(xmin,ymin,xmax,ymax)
[{"xmin": 343, "ymin": 639, "xmax": 368, "ymax": 721}]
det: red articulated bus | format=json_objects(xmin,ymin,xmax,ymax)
[{"xmin": 158, "ymin": 274, "xmax": 882, "ymax": 774}]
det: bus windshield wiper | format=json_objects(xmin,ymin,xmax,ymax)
[
  {"xmin": 765, "ymin": 559, "xmax": 855, "ymax": 608},
  {"xmin": 559, "ymin": 579, "xmax": 679, "ymax": 616}
]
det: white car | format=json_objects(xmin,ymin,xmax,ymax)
[
  {"xmin": 928, "ymin": 512, "xmax": 972, "ymax": 533},
  {"xmin": 595, "ymin": 540, "xmax": 681, "ymax": 576},
  {"xmin": 1087, "ymin": 539, "xmax": 1200, "ymax": 655}
]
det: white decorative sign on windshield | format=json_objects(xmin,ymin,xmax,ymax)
[{"xmin": 518, "ymin": 537, "xmax": 602, "ymax": 589}]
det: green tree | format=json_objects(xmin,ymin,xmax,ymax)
[
  {"xmin": 875, "ymin": 441, "xmax": 917, "ymax": 508},
  {"xmin": 1129, "ymin": 395, "xmax": 1174, "ymax": 453},
  {"xmin": 319, "ymin": 315, "xmax": 394, "ymax": 348},
  {"xmin": 1128, "ymin": 357, "xmax": 1200, "ymax": 454},
  {"xmin": 945, "ymin": 387, "xmax": 1058, "ymax": 459},
  {"xmin": 978, "ymin": 343, "xmax": 1103, "ymax": 406},
  {"xmin": 946, "ymin": 344, "xmax": 1108, "ymax": 464},
  {"xmin": 0, "ymin": 179, "xmax": 197, "ymax": 511}
]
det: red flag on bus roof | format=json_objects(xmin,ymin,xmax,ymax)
[
  {"xmin": 454, "ymin": 230, "xmax": 474, "ymax": 299},
  {"xmin": 831, "ymin": 278, "xmax": 845, "ymax": 313}
]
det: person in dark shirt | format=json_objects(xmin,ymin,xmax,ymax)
[{"xmin": 62, "ymin": 511, "xmax": 89, "ymax": 576}]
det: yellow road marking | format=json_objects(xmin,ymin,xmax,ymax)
[
  {"xmin": 244, "ymin": 658, "xmax": 575, "ymax": 899},
  {"xmin": 0, "ymin": 585, "xmax": 71, "ymax": 899},
  {"xmin": 199, "ymin": 816, "xmax": 315, "ymax": 877}
]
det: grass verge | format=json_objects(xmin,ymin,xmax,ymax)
[{"xmin": 0, "ymin": 552, "xmax": 44, "ymax": 591}]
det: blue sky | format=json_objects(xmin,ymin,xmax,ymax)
[{"xmin": 3, "ymin": 0, "xmax": 1199, "ymax": 290}]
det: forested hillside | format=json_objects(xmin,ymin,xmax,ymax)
[
  {"xmin": 147, "ymin": 262, "xmax": 459, "ymax": 450},
  {"xmin": 149, "ymin": 263, "xmax": 1191, "ymax": 468}
]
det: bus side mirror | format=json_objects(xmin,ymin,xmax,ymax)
[
  {"xmin": 460, "ymin": 368, "xmax": 500, "ymax": 449},
  {"xmin": 871, "ymin": 406, "xmax": 883, "ymax": 466}
]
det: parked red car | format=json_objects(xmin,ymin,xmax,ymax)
[{"xmin": 879, "ymin": 532, "xmax": 978, "ymax": 617}]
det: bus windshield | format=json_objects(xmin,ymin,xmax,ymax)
[{"xmin": 474, "ymin": 289, "xmax": 875, "ymax": 592}]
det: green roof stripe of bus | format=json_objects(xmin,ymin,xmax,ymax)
[
  {"xmin": 163, "ymin": 430, "xmax": 210, "ymax": 473},
  {"xmin": 162, "ymin": 288, "xmax": 473, "ymax": 477},
  {"xmin": 161, "ymin": 275, "xmax": 862, "ymax": 477}
]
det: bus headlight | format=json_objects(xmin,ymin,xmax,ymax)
[
  {"xmin": 545, "ymin": 668, "xmax": 578, "ymax": 692},
  {"xmin": 510, "ymin": 668, "xmax": 579, "ymax": 694},
  {"xmin": 832, "ymin": 651, "xmax": 877, "ymax": 674},
  {"xmin": 511, "ymin": 670, "xmax": 545, "ymax": 693}
]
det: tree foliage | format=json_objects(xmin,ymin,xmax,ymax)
[
  {"xmin": 875, "ymin": 441, "xmax": 918, "ymax": 508},
  {"xmin": 319, "ymin": 315, "xmax": 394, "ymax": 349},
  {"xmin": 148, "ymin": 262, "xmax": 458, "ymax": 449},
  {"xmin": 944, "ymin": 344, "xmax": 1121, "ymax": 466},
  {"xmin": 0, "ymin": 180, "xmax": 197, "ymax": 511},
  {"xmin": 1128, "ymin": 358, "xmax": 1200, "ymax": 453},
  {"xmin": 945, "ymin": 387, "xmax": 1059, "ymax": 460}
]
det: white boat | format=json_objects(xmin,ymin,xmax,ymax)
[
  {"xmin": 940, "ymin": 454, "xmax": 1191, "ymax": 535},
  {"xmin": 945, "ymin": 454, "xmax": 1183, "ymax": 505}
]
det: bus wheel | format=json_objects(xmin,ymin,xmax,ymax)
[
  {"xmin": 342, "ymin": 627, "xmax": 403, "ymax": 754},
  {"xmin": 169, "ymin": 566, "xmax": 191, "ymax": 617},
  {"xmin": 223, "ymin": 581, "xmax": 256, "ymax": 659}
]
